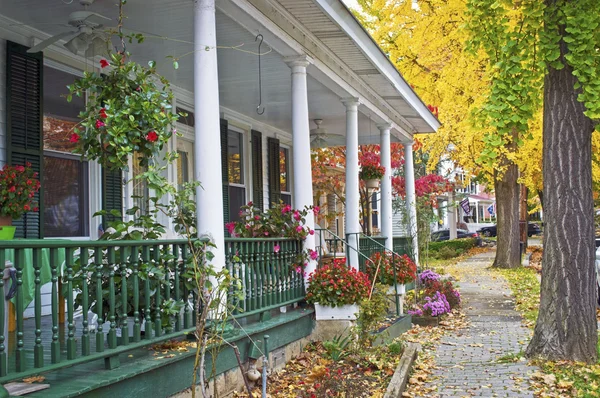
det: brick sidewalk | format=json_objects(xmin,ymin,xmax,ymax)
[{"xmin": 422, "ymin": 252, "xmax": 538, "ymax": 397}]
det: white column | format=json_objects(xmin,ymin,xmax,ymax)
[
  {"xmin": 378, "ymin": 124, "xmax": 393, "ymax": 252},
  {"xmin": 342, "ymin": 98, "xmax": 360, "ymax": 269},
  {"xmin": 404, "ymin": 141, "xmax": 419, "ymax": 265},
  {"xmin": 285, "ymin": 56, "xmax": 317, "ymax": 281},
  {"xmin": 194, "ymin": 0, "xmax": 225, "ymax": 271}
]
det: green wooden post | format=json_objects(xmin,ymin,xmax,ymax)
[
  {"xmin": 65, "ymin": 247, "xmax": 76, "ymax": 360},
  {"xmin": 0, "ymin": 250, "xmax": 6, "ymax": 377},
  {"xmin": 164, "ymin": 245, "xmax": 172, "ymax": 334},
  {"xmin": 257, "ymin": 241, "xmax": 265, "ymax": 310},
  {"xmin": 15, "ymin": 248, "xmax": 25, "ymax": 372},
  {"xmin": 243, "ymin": 241, "xmax": 252, "ymax": 312},
  {"xmin": 142, "ymin": 245, "xmax": 153, "ymax": 340},
  {"xmin": 181, "ymin": 244, "xmax": 190, "ymax": 329},
  {"xmin": 107, "ymin": 246, "xmax": 117, "ymax": 349},
  {"xmin": 50, "ymin": 248, "xmax": 60, "ymax": 364},
  {"xmin": 80, "ymin": 248, "xmax": 90, "ymax": 356},
  {"xmin": 131, "ymin": 245, "xmax": 141, "ymax": 343},
  {"xmin": 120, "ymin": 246, "xmax": 129, "ymax": 345},
  {"xmin": 275, "ymin": 241, "xmax": 282, "ymax": 306},
  {"xmin": 153, "ymin": 245, "xmax": 162, "ymax": 337},
  {"xmin": 94, "ymin": 247, "xmax": 105, "ymax": 353},
  {"xmin": 33, "ymin": 248, "xmax": 43, "ymax": 368},
  {"xmin": 105, "ymin": 246, "xmax": 119, "ymax": 369},
  {"xmin": 173, "ymin": 244, "xmax": 180, "ymax": 332}
]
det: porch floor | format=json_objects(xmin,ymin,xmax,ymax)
[{"xmin": 5, "ymin": 307, "xmax": 315, "ymax": 397}]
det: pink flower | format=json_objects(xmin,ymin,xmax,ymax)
[
  {"xmin": 69, "ymin": 133, "xmax": 80, "ymax": 143},
  {"xmin": 313, "ymin": 206, "xmax": 320, "ymax": 216},
  {"xmin": 274, "ymin": 245, "xmax": 280, "ymax": 253},
  {"xmin": 309, "ymin": 229, "xmax": 315, "ymax": 235},
  {"xmin": 254, "ymin": 215, "xmax": 260, "ymax": 220},
  {"xmin": 296, "ymin": 225, "xmax": 303, "ymax": 233},
  {"xmin": 282, "ymin": 204, "xmax": 292, "ymax": 214},
  {"xmin": 293, "ymin": 211, "xmax": 301, "ymax": 221},
  {"xmin": 225, "ymin": 222, "xmax": 236, "ymax": 234},
  {"xmin": 95, "ymin": 120, "xmax": 105, "ymax": 129},
  {"xmin": 100, "ymin": 59, "xmax": 109, "ymax": 68},
  {"xmin": 295, "ymin": 266, "xmax": 303, "ymax": 274},
  {"xmin": 264, "ymin": 231, "xmax": 269, "ymax": 236},
  {"xmin": 309, "ymin": 249, "xmax": 318, "ymax": 260}
]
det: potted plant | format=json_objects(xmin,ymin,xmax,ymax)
[
  {"xmin": 366, "ymin": 252, "xmax": 417, "ymax": 295},
  {"xmin": 67, "ymin": 53, "xmax": 180, "ymax": 171},
  {"xmin": 408, "ymin": 270, "xmax": 460, "ymax": 326},
  {"xmin": 0, "ymin": 163, "xmax": 41, "ymax": 239},
  {"xmin": 359, "ymin": 152, "xmax": 385, "ymax": 189},
  {"xmin": 306, "ymin": 261, "xmax": 370, "ymax": 320}
]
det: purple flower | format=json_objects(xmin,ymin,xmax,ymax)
[
  {"xmin": 419, "ymin": 269, "xmax": 441, "ymax": 284},
  {"xmin": 408, "ymin": 308, "xmax": 423, "ymax": 316},
  {"xmin": 422, "ymin": 291, "xmax": 451, "ymax": 316}
]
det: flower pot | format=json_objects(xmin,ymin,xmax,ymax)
[
  {"xmin": 314, "ymin": 303, "xmax": 359, "ymax": 320},
  {"xmin": 411, "ymin": 315, "xmax": 439, "ymax": 327},
  {"xmin": 0, "ymin": 217, "xmax": 15, "ymax": 240},
  {"xmin": 365, "ymin": 179, "xmax": 380, "ymax": 189},
  {"xmin": 387, "ymin": 284, "xmax": 406, "ymax": 295}
]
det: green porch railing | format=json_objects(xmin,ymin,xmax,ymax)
[
  {"xmin": 392, "ymin": 236, "xmax": 412, "ymax": 257},
  {"xmin": 0, "ymin": 239, "xmax": 199, "ymax": 383},
  {"xmin": 357, "ymin": 235, "xmax": 388, "ymax": 273},
  {"xmin": 224, "ymin": 238, "xmax": 305, "ymax": 318}
]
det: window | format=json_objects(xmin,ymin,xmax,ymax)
[
  {"xmin": 280, "ymin": 147, "xmax": 291, "ymax": 205},
  {"xmin": 43, "ymin": 65, "xmax": 89, "ymax": 237},
  {"xmin": 132, "ymin": 152, "xmax": 150, "ymax": 219},
  {"xmin": 371, "ymin": 192, "xmax": 379, "ymax": 229},
  {"xmin": 228, "ymin": 130, "xmax": 246, "ymax": 221},
  {"xmin": 176, "ymin": 107, "xmax": 195, "ymax": 127},
  {"xmin": 177, "ymin": 150, "xmax": 189, "ymax": 188}
]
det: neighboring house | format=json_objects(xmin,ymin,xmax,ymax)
[{"xmin": 0, "ymin": 0, "xmax": 438, "ymax": 395}]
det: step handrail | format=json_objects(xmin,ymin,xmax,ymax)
[{"xmin": 315, "ymin": 228, "xmax": 375, "ymax": 270}]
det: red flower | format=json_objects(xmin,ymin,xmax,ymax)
[
  {"xmin": 69, "ymin": 133, "xmax": 80, "ymax": 143},
  {"xmin": 146, "ymin": 131, "xmax": 158, "ymax": 142},
  {"xmin": 95, "ymin": 120, "xmax": 105, "ymax": 129},
  {"xmin": 100, "ymin": 59, "xmax": 109, "ymax": 68},
  {"xmin": 33, "ymin": 207, "xmax": 39, "ymax": 212},
  {"xmin": 26, "ymin": 180, "xmax": 32, "ymax": 185},
  {"xmin": 23, "ymin": 204, "xmax": 30, "ymax": 211},
  {"xmin": 8, "ymin": 186, "xmax": 15, "ymax": 193},
  {"xmin": 99, "ymin": 108, "xmax": 108, "ymax": 119}
]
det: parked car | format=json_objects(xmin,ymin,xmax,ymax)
[
  {"xmin": 431, "ymin": 229, "xmax": 482, "ymax": 245},
  {"xmin": 477, "ymin": 222, "xmax": 542, "ymax": 238}
]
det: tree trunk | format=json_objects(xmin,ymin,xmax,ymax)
[
  {"xmin": 493, "ymin": 162, "xmax": 521, "ymax": 268},
  {"xmin": 526, "ymin": 11, "xmax": 597, "ymax": 362},
  {"xmin": 520, "ymin": 184, "xmax": 528, "ymax": 250}
]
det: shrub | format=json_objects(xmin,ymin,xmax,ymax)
[
  {"xmin": 366, "ymin": 252, "xmax": 417, "ymax": 285},
  {"xmin": 306, "ymin": 263, "xmax": 370, "ymax": 307},
  {"xmin": 354, "ymin": 283, "xmax": 389, "ymax": 348},
  {"xmin": 428, "ymin": 238, "xmax": 477, "ymax": 254}
]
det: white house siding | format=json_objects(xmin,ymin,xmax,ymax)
[{"xmin": 392, "ymin": 210, "xmax": 409, "ymax": 237}]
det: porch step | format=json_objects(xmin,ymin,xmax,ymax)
[{"xmin": 17, "ymin": 308, "xmax": 314, "ymax": 398}]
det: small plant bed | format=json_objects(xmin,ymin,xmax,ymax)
[
  {"xmin": 498, "ymin": 266, "xmax": 600, "ymax": 397},
  {"xmin": 233, "ymin": 339, "xmax": 405, "ymax": 397}
]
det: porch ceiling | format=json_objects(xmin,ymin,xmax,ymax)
[{"xmin": 0, "ymin": 0, "xmax": 410, "ymax": 141}]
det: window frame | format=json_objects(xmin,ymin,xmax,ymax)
[{"xmin": 279, "ymin": 145, "xmax": 292, "ymax": 205}]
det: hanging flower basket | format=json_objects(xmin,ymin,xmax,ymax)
[
  {"xmin": 67, "ymin": 54, "xmax": 180, "ymax": 170},
  {"xmin": 365, "ymin": 179, "xmax": 380, "ymax": 189}
]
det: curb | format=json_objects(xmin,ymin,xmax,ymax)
[{"xmin": 384, "ymin": 342, "xmax": 420, "ymax": 398}]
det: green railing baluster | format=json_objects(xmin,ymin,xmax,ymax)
[
  {"xmin": 15, "ymin": 249, "xmax": 25, "ymax": 372},
  {"xmin": 50, "ymin": 248, "xmax": 60, "ymax": 364},
  {"xmin": 65, "ymin": 247, "xmax": 76, "ymax": 360},
  {"xmin": 275, "ymin": 241, "xmax": 282, "ymax": 306},
  {"xmin": 242, "ymin": 241, "xmax": 250, "ymax": 312},
  {"xmin": 0, "ymin": 250, "xmax": 6, "ymax": 377},
  {"xmin": 94, "ymin": 247, "xmax": 105, "ymax": 353},
  {"xmin": 142, "ymin": 245, "xmax": 153, "ymax": 339},
  {"xmin": 80, "ymin": 248, "xmax": 90, "ymax": 356},
  {"xmin": 33, "ymin": 248, "xmax": 43, "ymax": 368},
  {"xmin": 119, "ymin": 246, "xmax": 129, "ymax": 345},
  {"xmin": 257, "ymin": 241, "xmax": 265, "ymax": 310},
  {"xmin": 173, "ymin": 244, "xmax": 181, "ymax": 332},
  {"xmin": 153, "ymin": 245, "xmax": 162, "ymax": 337},
  {"xmin": 107, "ymin": 246, "xmax": 118, "ymax": 349},
  {"xmin": 181, "ymin": 244, "xmax": 190, "ymax": 329},
  {"xmin": 164, "ymin": 245, "xmax": 172, "ymax": 334},
  {"xmin": 131, "ymin": 245, "xmax": 141, "ymax": 343}
]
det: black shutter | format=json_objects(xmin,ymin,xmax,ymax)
[
  {"xmin": 251, "ymin": 130, "xmax": 264, "ymax": 210},
  {"xmin": 102, "ymin": 166, "xmax": 123, "ymax": 226},
  {"xmin": 220, "ymin": 119, "xmax": 230, "ymax": 233},
  {"xmin": 267, "ymin": 137, "xmax": 281, "ymax": 207},
  {"xmin": 6, "ymin": 41, "xmax": 43, "ymax": 238}
]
